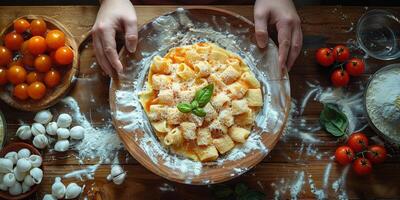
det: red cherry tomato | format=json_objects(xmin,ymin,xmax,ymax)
[
  {"xmin": 0, "ymin": 67, "xmax": 8, "ymax": 85},
  {"xmin": 22, "ymin": 53, "xmax": 35, "ymax": 67},
  {"xmin": 331, "ymin": 69, "xmax": 350, "ymax": 87},
  {"xmin": 345, "ymin": 58, "xmax": 365, "ymax": 76},
  {"xmin": 46, "ymin": 30, "xmax": 65, "ymax": 49},
  {"xmin": 13, "ymin": 83, "xmax": 29, "ymax": 100},
  {"xmin": 352, "ymin": 158, "xmax": 372, "ymax": 176},
  {"xmin": 13, "ymin": 19, "xmax": 30, "ymax": 34},
  {"xmin": 7, "ymin": 65, "xmax": 26, "ymax": 85},
  {"xmin": 333, "ymin": 45, "xmax": 350, "ymax": 62},
  {"xmin": 335, "ymin": 146, "xmax": 355, "ymax": 165},
  {"xmin": 26, "ymin": 71, "xmax": 43, "ymax": 84},
  {"xmin": 366, "ymin": 145, "xmax": 387, "ymax": 164},
  {"xmin": 28, "ymin": 36, "xmax": 47, "ymax": 55},
  {"xmin": 4, "ymin": 32, "xmax": 24, "ymax": 51},
  {"xmin": 34, "ymin": 55, "xmax": 52, "ymax": 73},
  {"xmin": 347, "ymin": 132, "xmax": 369, "ymax": 152},
  {"xmin": 27, "ymin": 81, "xmax": 46, "ymax": 100},
  {"xmin": 30, "ymin": 19, "xmax": 47, "ymax": 36},
  {"xmin": 44, "ymin": 69, "xmax": 61, "ymax": 88},
  {"xmin": 54, "ymin": 46, "xmax": 73, "ymax": 65},
  {"xmin": 0, "ymin": 46, "xmax": 12, "ymax": 66},
  {"xmin": 316, "ymin": 48, "xmax": 335, "ymax": 67}
]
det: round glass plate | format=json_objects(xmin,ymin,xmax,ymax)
[{"xmin": 109, "ymin": 7, "xmax": 291, "ymax": 184}]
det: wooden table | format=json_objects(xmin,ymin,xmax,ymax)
[{"xmin": 0, "ymin": 5, "xmax": 400, "ymax": 200}]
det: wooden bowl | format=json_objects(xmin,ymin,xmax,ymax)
[
  {"xmin": 0, "ymin": 15, "xmax": 79, "ymax": 111},
  {"xmin": 109, "ymin": 7, "xmax": 291, "ymax": 184},
  {"xmin": 0, "ymin": 142, "xmax": 42, "ymax": 200}
]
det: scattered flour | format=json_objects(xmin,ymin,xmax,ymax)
[
  {"xmin": 332, "ymin": 165, "xmax": 350, "ymax": 200},
  {"xmin": 159, "ymin": 183, "xmax": 175, "ymax": 192},
  {"xmin": 290, "ymin": 171, "xmax": 305, "ymax": 199},
  {"xmin": 63, "ymin": 163, "xmax": 101, "ymax": 181}
]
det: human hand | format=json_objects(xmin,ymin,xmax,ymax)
[
  {"xmin": 254, "ymin": 0, "xmax": 302, "ymax": 70},
  {"xmin": 92, "ymin": 0, "xmax": 138, "ymax": 76}
]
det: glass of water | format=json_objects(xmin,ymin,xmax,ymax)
[{"xmin": 356, "ymin": 9, "xmax": 400, "ymax": 60}]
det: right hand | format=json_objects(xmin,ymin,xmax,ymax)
[{"xmin": 92, "ymin": 0, "xmax": 138, "ymax": 76}]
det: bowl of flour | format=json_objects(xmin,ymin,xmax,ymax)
[{"xmin": 365, "ymin": 63, "xmax": 400, "ymax": 145}]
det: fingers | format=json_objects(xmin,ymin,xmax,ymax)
[
  {"xmin": 92, "ymin": 31, "xmax": 113, "ymax": 76},
  {"xmin": 254, "ymin": 6, "xmax": 269, "ymax": 48},
  {"xmin": 123, "ymin": 17, "xmax": 138, "ymax": 53},
  {"xmin": 276, "ymin": 21, "xmax": 292, "ymax": 69},
  {"xmin": 287, "ymin": 25, "xmax": 303, "ymax": 70},
  {"xmin": 97, "ymin": 26, "xmax": 124, "ymax": 74}
]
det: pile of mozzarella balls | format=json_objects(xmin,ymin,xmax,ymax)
[
  {"xmin": 16, "ymin": 110, "xmax": 85, "ymax": 152},
  {"xmin": 0, "ymin": 148, "xmax": 43, "ymax": 196}
]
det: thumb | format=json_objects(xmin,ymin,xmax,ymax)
[{"xmin": 123, "ymin": 17, "xmax": 138, "ymax": 53}]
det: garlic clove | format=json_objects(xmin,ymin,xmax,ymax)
[
  {"xmin": 4, "ymin": 151, "xmax": 18, "ymax": 165},
  {"xmin": 106, "ymin": 174, "xmax": 113, "ymax": 181},
  {"xmin": 51, "ymin": 177, "xmax": 66, "ymax": 199},
  {"xmin": 30, "ymin": 167, "xmax": 43, "ymax": 184},
  {"xmin": 23, "ymin": 175, "xmax": 35, "ymax": 187},
  {"xmin": 0, "ymin": 183, "xmax": 7, "ymax": 191},
  {"xmin": 110, "ymin": 165, "xmax": 124, "ymax": 177},
  {"xmin": 54, "ymin": 140, "xmax": 70, "ymax": 152},
  {"xmin": 17, "ymin": 148, "xmax": 31, "ymax": 159},
  {"xmin": 31, "ymin": 123, "xmax": 46, "ymax": 136},
  {"xmin": 13, "ymin": 167, "xmax": 27, "ymax": 182},
  {"xmin": 16, "ymin": 125, "xmax": 32, "ymax": 140},
  {"xmin": 8, "ymin": 181, "xmax": 22, "ymax": 196},
  {"xmin": 33, "ymin": 134, "xmax": 49, "ymax": 149},
  {"xmin": 43, "ymin": 194, "xmax": 57, "ymax": 200},
  {"xmin": 57, "ymin": 113, "xmax": 72, "ymax": 128},
  {"xmin": 34, "ymin": 110, "xmax": 53, "ymax": 125},
  {"xmin": 65, "ymin": 183, "xmax": 82, "ymax": 199},
  {"xmin": 16, "ymin": 158, "xmax": 32, "ymax": 173},
  {"xmin": 3, "ymin": 173, "xmax": 16, "ymax": 187},
  {"xmin": 69, "ymin": 126, "xmax": 85, "ymax": 140},
  {"xmin": 29, "ymin": 155, "xmax": 43, "ymax": 168},
  {"xmin": 46, "ymin": 122, "xmax": 58, "ymax": 136},
  {"xmin": 21, "ymin": 182, "xmax": 30, "ymax": 193},
  {"xmin": 56, "ymin": 128, "xmax": 70, "ymax": 140},
  {"xmin": 0, "ymin": 158, "xmax": 13, "ymax": 173},
  {"xmin": 112, "ymin": 172, "xmax": 127, "ymax": 185}
]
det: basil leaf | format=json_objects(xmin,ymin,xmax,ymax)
[
  {"xmin": 320, "ymin": 103, "xmax": 348, "ymax": 137},
  {"xmin": 192, "ymin": 107, "xmax": 206, "ymax": 117},
  {"xmin": 191, "ymin": 100, "xmax": 199, "ymax": 108},
  {"xmin": 177, "ymin": 103, "xmax": 193, "ymax": 113},
  {"xmin": 195, "ymin": 84, "xmax": 214, "ymax": 107},
  {"xmin": 235, "ymin": 183, "xmax": 248, "ymax": 196}
]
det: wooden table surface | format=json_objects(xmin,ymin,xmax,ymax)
[{"xmin": 0, "ymin": 5, "xmax": 400, "ymax": 200}]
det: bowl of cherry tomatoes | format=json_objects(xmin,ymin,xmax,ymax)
[{"xmin": 0, "ymin": 15, "xmax": 78, "ymax": 111}]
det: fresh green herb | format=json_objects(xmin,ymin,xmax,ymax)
[
  {"xmin": 177, "ymin": 103, "xmax": 193, "ymax": 113},
  {"xmin": 211, "ymin": 183, "xmax": 265, "ymax": 200},
  {"xmin": 320, "ymin": 103, "xmax": 348, "ymax": 137},
  {"xmin": 192, "ymin": 107, "xmax": 206, "ymax": 117},
  {"xmin": 191, "ymin": 100, "xmax": 199, "ymax": 108}
]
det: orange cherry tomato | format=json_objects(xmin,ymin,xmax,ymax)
[
  {"xmin": 28, "ymin": 36, "xmax": 47, "ymax": 55},
  {"xmin": 7, "ymin": 65, "xmax": 26, "ymax": 85},
  {"xmin": 4, "ymin": 32, "xmax": 24, "ymax": 51},
  {"xmin": 0, "ymin": 46, "xmax": 12, "ymax": 66},
  {"xmin": 20, "ymin": 41, "xmax": 30, "ymax": 55},
  {"xmin": 0, "ymin": 67, "xmax": 8, "ymax": 85},
  {"xmin": 34, "ymin": 54, "xmax": 52, "ymax": 72},
  {"xmin": 44, "ymin": 69, "xmax": 61, "ymax": 88},
  {"xmin": 13, "ymin": 83, "xmax": 29, "ymax": 100},
  {"xmin": 22, "ymin": 53, "xmax": 35, "ymax": 67},
  {"xmin": 26, "ymin": 71, "xmax": 43, "ymax": 84},
  {"xmin": 46, "ymin": 30, "xmax": 65, "ymax": 49},
  {"xmin": 13, "ymin": 19, "xmax": 30, "ymax": 34},
  {"xmin": 54, "ymin": 46, "xmax": 73, "ymax": 65},
  {"xmin": 27, "ymin": 81, "xmax": 46, "ymax": 100},
  {"xmin": 30, "ymin": 19, "xmax": 47, "ymax": 36}
]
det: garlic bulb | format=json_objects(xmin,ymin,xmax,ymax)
[
  {"xmin": 29, "ymin": 155, "xmax": 42, "ymax": 168},
  {"xmin": 23, "ymin": 175, "xmax": 35, "ymax": 187},
  {"xmin": 16, "ymin": 158, "xmax": 32, "ymax": 173},
  {"xmin": 16, "ymin": 125, "xmax": 32, "ymax": 140},
  {"xmin": 54, "ymin": 140, "xmax": 69, "ymax": 152},
  {"xmin": 33, "ymin": 134, "xmax": 49, "ymax": 149},
  {"xmin": 31, "ymin": 123, "xmax": 46, "ymax": 136},
  {"xmin": 8, "ymin": 181, "xmax": 22, "ymax": 196},
  {"xmin": 56, "ymin": 128, "xmax": 70, "ymax": 139},
  {"xmin": 110, "ymin": 165, "xmax": 124, "ymax": 177},
  {"xmin": 57, "ymin": 113, "xmax": 72, "ymax": 128},
  {"xmin": 13, "ymin": 167, "xmax": 27, "ymax": 182},
  {"xmin": 112, "ymin": 172, "xmax": 126, "ymax": 185},
  {"xmin": 108, "ymin": 165, "xmax": 126, "ymax": 185},
  {"xmin": 46, "ymin": 122, "xmax": 58, "ymax": 136},
  {"xmin": 43, "ymin": 194, "xmax": 57, "ymax": 200},
  {"xmin": 34, "ymin": 110, "xmax": 53, "ymax": 124},
  {"xmin": 4, "ymin": 152, "xmax": 18, "ymax": 165},
  {"xmin": 3, "ymin": 173, "xmax": 16, "ymax": 187},
  {"xmin": 0, "ymin": 158, "xmax": 13, "ymax": 173},
  {"xmin": 69, "ymin": 126, "xmax": 85, "ymax": 140},
  {"xmin": 17, "ymin": 148, "xmax": 31, "ymax": 159},
  {"xmin": 65, "ymin": 183, "xmax": 82, "ymax": 199},
  {"xmin": 51, "ymin": 177, "xmax": 66, "ymax": 199},
  {"xmin": 30, "ymin": 167, "xmax": 43, "ymax": 184},
  {"xmin": 0, "ymin": 183, "xmax": 7, "ymax": 191},
  {"xmin": 22, "ymin": 182, "xmax": 30, "ymax": 193}
]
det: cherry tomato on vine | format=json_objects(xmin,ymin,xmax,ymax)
[
  {"xmin": 347, "ymin": 132, "xmax": 369, "ymax": 152},
  {"xmin": 331, "ymin": 69, "xmax": 350, "ymax": 87},
  {"xmin": 34, "ymin": 54, "xmax": 52, "ymax": 72},
  {"xmin": 46, "ymin": 30, "xmax": 65, "ymax": 49},
  {"xmin": 54, "ymin": 46, "xmax": 73, "ymax": 65},
  {"xmin": 345, "ymin": 58, "xmax": 365, "ymax": 76},
  {"xmin": 28, "ymin": 36, "xmax": 47, "ymax": 55},
  {"xmin": 7, "ymin": 65, "xmax": 26, "ymax": 85},
  {"xmin": 0, "ymin": 46, "xmax": 12, "ymax": 66},
  {"xmin": 4, "ymin": 32, "xmax": 24, "ymax": 51},
  {"xmin": 44, "ymin": 69, "xmax": 61, "ymax": 88},
  {"xmin": 13, "ymin": 19, "xmax": 30, "ymax": 34},
  {"xmin": 30, "ymin": 19, "xmax": 47, "ymax": 36},
  {"xmin": 13, "ymin": 83, "xmax": 29, "ymax": 100},
  {"xmin": 366, "ymin": 145, "xmax": 387, "ymax": 164},
  {"xmin": 27, "ymin": 81, "xmax": 46, "ymax": 100},
  {"xmin": 353, "ymin": 158, "xmax": 372, "ymax": 176},
  {"xmin": 26, "ymin": 71, "xmax": 43, "ymax": 84},
  {"xmin": 333, "ymin": 45, "xmax": 350, "ymax": 62},
  {"xmin": 316, "ymin": 48, "xmax": 335, "ymax": 67},
  {"xmin": 0, "ymin": 67, "xmax": 8, "ymax": 85},
  {"xmin": 335, "ymin": 146, "xmax": 355, "ymax": 165}
]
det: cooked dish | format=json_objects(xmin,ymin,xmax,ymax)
[{"xmin": 139, "ymin": 42, "xmax": 263, "ymax": 162}]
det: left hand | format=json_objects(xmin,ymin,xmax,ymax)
[{"xmin": 254, "ymin": 0, "xmax": 303, "ymax": 70}]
